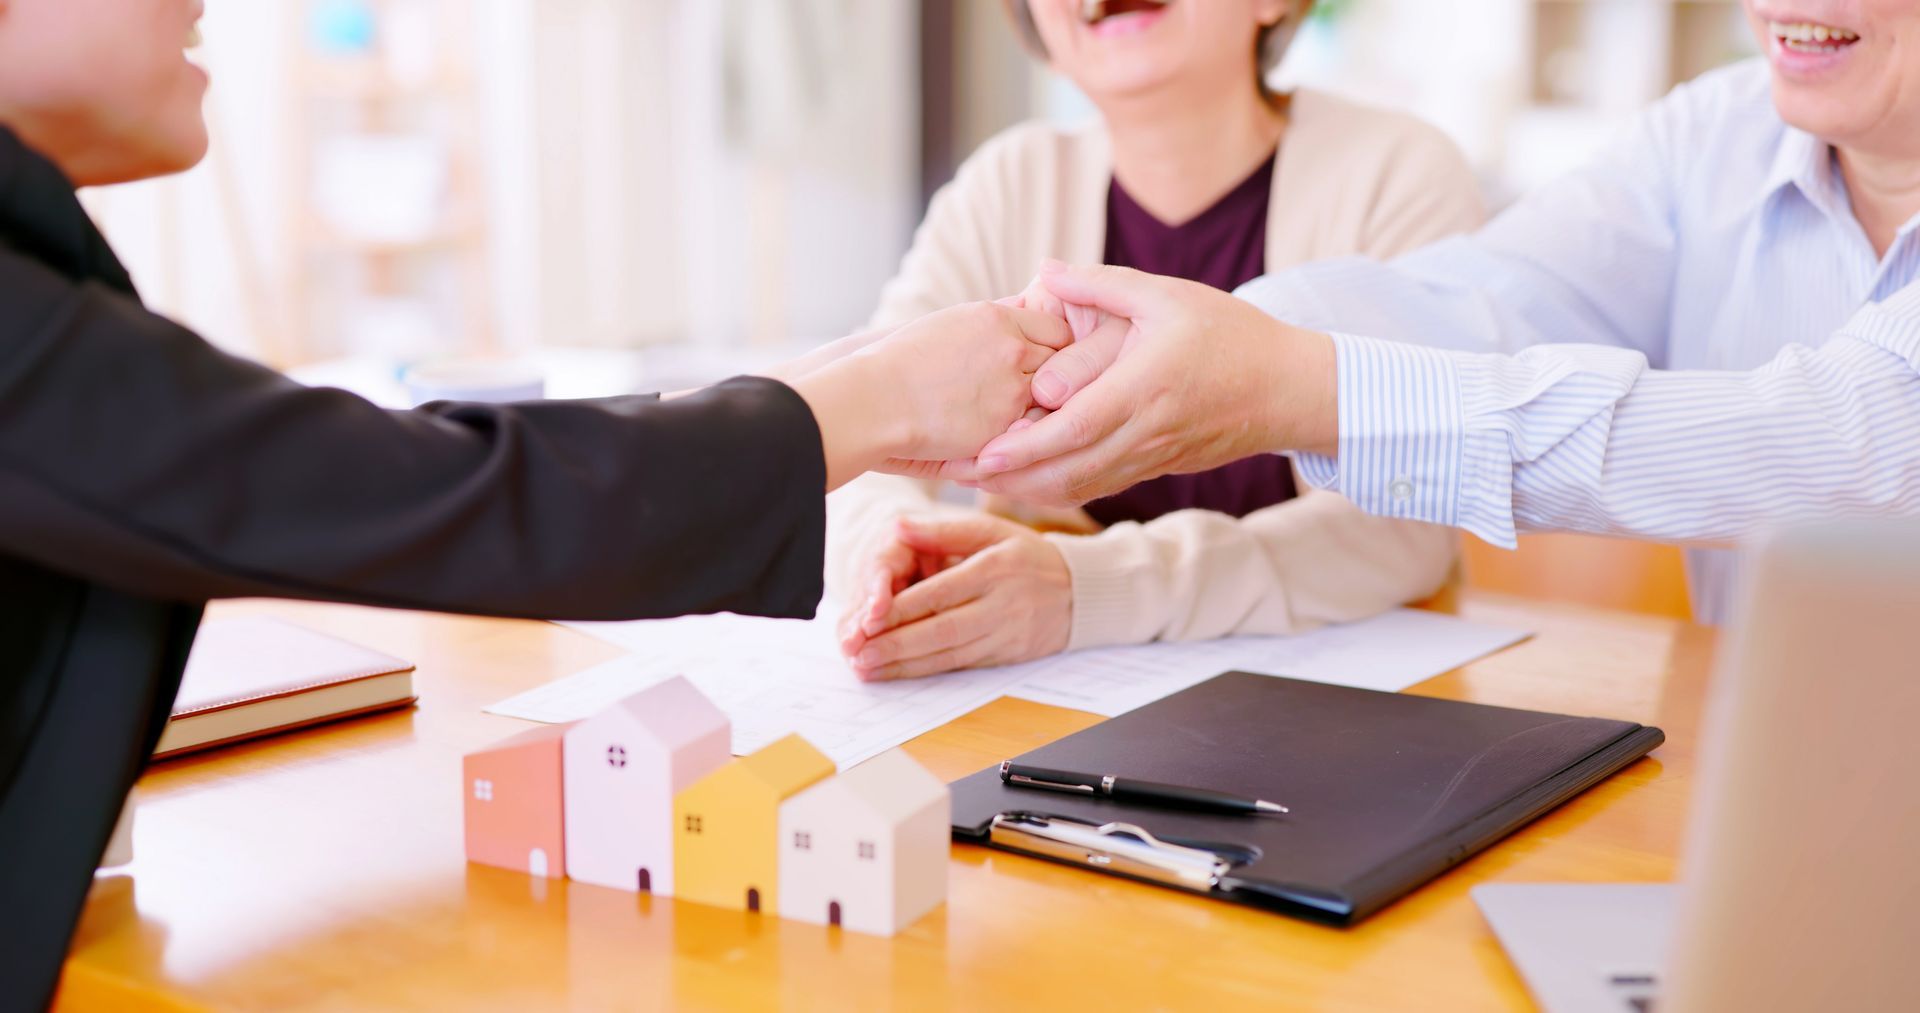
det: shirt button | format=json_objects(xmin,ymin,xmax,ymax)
[{"xmin": 1389, "ymin": 478, "xmax": 1415, "ymax": 502}]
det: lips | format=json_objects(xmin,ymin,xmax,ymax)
[{"xmin": 1081, "ymin": 0, "xmax": 1170, "ymax": 27}]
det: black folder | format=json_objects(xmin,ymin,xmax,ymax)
[{"xmin": 950, "ymin": 671, "xmax": 1663, "ymax": 925}]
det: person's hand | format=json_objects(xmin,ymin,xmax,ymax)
[
  {"xmin": 840, "ymin": 513, "xmax": 1071, "ymax": 682},
  {"xmin": 835, "ymin": 511, "xmax": 956, "ymax": 656},
  {"xmin": 956, "ymin": 261, "xmax": 1339, "ymax": 506},
  {"xmin": 787, "ymin": 301, "xmax": 1072, "ymax": 489}
]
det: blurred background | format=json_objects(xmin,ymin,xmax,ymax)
[{"xmin": 86, "ymin": 0, "xmax": 1756, "ymax": 616}]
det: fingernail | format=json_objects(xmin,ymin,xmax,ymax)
[
  {"xmin": 1008, "ymin": 418, "xmax": 1034, "ymax": 433},
  {"xmin": 1039, "ymin": 259, "xmax": 1066, "ymax": 274},
  {"xmin": 856, "ymin": 647, "xmax": 881, "ymax": 667},
  {"xmin": 1032, "ymin": 373, "xmax": 1067, "ymax": 405},
  {"xmin": 978, "ymin": 455, "xmax": 1009, "ymax": 474}
]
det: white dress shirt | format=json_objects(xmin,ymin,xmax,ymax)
[{"xmin": 1237, "ymin": 61, "xmax": 1920, "ymax": 622}]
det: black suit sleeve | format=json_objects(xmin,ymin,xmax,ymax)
[{"xmin": 0, "ymin": 246, "xmax": 827, "ymax": 621}]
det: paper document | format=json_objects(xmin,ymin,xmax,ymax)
[
  {"xmin": 487, "ymin": 609, "xmax": 1034, "ymax": 766},
  {"xmin": 1002, "ymin": 608, "xmax": 1532, "ymax": 717},
  {"xmin": 487, "ymin": 608, "xmax": 1530, "ymax": 764}
]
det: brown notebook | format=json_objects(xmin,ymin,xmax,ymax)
[{"xmin": 154, "ymin": 617, "xmax": 417, "ymax": 760}]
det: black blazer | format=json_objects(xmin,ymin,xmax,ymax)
[{"xmin": 0, "ymin": 128, "xmax": 828, "ymax": 1007}]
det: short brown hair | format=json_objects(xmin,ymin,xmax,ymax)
[{"xmin": 1000, "ymin": 1, "xmax": 1312, "ymax": 101}]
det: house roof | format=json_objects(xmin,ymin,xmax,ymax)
[
  {"xmin": 835, "ymin": 749, "xmax": 947, "ymax": 825},
  {"xmin": 473, "ymin": 721, "xmax": 571, "ymax": 755},
  {"xmin": 733, "ymin": 733, "xmax": 835, "ymax": 798},
  {"xmin": 602, "ymin": 675, "xmax": 729, "ymax": 753}
]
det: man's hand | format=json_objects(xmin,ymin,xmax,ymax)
[
  {"xmin": 839, "ymin": 513, "xmax": 1071, "ymax": 682},
  {"xmin": 956, "ymin": 261, "xmax": 1340, "ymax": 507}
]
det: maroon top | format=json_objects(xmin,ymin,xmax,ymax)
[{"xmin": 1081, "ymin": 151, "xmax": 1298, "ymax": 527}]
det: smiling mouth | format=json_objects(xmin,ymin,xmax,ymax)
[
  {"xmin": 1081, "ymin": 0, "xmax": 1170, "ymax": 26},
  {"xmin": 1768, "ymin": 19, "xmax": 1861, "ymax": 54}
]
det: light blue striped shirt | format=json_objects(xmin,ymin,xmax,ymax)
[{"xmin": 1237, "ymin": 61, "xmax": 1920, "ymax": 622}]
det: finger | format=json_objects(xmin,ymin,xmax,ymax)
[
  {"xmin": 861, "ymin": 566, "xmax": 902, "ymax": 635},
  {"xmin": 973, "ymin": 443, "xmax": 1125, "ymax": 507},
  {"xmin": 892, "ymin": 513, "xmax": 1009, "ymax": 559},
  {"xmin": 876, "ymin": 550, "xmax": 997, "ymax": 631},
  {"xmin": 854, "ymin": 602, "xmax": 999, "ymax": 680},
  {"xmin": 857, "ymin": 633, "xmax": 1000, "ymax": 682},
  {"xmin": 997, "ymin": 304, "xmax": 1074, "ymax": 354},
  {"xmin": 1031, "ymin": 315, "xmax": 1130, "ymax": 408},
  {"xmin": 974, "ymin": 379, "xmax": 1130, "ymax": 476},
  {"xmin": 1036, "ymin": 260, "xmax": 1164, "ymax": 321}
]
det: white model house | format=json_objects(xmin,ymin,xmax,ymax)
[
  {"xmin": 562, "ymin": 675, "xmax": 730, "ymax": 895},
  {"xmin": 776, "ymin": 748, "xmax": 950, "ymax": 936}
]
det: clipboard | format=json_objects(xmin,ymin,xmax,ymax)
[{"xmin": 950, "ymin": 671, "xmax": 1664, "ymax": 925}]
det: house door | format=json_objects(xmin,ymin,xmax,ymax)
[
  {"xmin": 637, "ymin": 867, "xmax": 652, "ymax": 893},
  {"xmin": 828, "ymin": 901, "xmax": 842, "ymax": 927},
  {"xmin": 746, "ymin": 887, "xmax": 761, "ymax": 912},
  {"xmin": 528, "ymin": 848, "xmax": 549, "ymax": 878}
]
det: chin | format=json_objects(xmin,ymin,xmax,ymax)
[
  {"xmin": 1769, "ymin": 86, "xmax": 1880, "ymax": 147},
  {"xmin": 77, "ymin": 131, "xmax": 209, "ymax": 187}
]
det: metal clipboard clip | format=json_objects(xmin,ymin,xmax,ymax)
[{"xmin": 988, "ymin": 811, "xmax": 1234, "ymax": 892}]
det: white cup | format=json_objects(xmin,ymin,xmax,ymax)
[{"xmin": 402, "ymin": 359, "xmax": 546, "ymax": 406}]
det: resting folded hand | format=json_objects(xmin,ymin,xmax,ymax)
[{"xmin": 837, "ymin": 513, "xmax": 1070, "ymax": 682}]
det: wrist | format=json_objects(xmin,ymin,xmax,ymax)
[
  {"xmin": 1261, "ymin": 326, "xmax": 1339, "ymax": 456},
  {"xmin": 791, "ymin": 357, "xmax": 908, "ymax": 489}
]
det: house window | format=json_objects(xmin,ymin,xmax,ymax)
[
  {"xmin": 473, "ymin": 778, "xmax": 494, "ymax": 801},
  {"xmin": 857, "ymin": 841, "xmax": 876, "ymax": 860},
  {"xmin": 794, "ymin": 831, "xmax": 812, "ymax": 851},
  {"xmin": 685, "ymin": 814, "xmax": 703, "ymax": 834},
  {"xmin": 606, "ymin": 744, "xmax": 628, "ymax": 768}
]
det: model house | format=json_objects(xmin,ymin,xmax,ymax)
[
  {"xmin": 562, "ymin": 676, "xmax": 730, "ymax": 895},
  {"xmin": 463, "ymin": 723, "xmax": 571, "ymax": 879},
  {"xmin": 673, "ymin": 733, "xmax": 834, "ymax": 913},
  {"xmin": 777, "ymin": 749, "xmax": 950, "ymax": 936}
]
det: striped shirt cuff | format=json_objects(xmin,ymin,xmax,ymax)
[{"xmin": 1296, "ymin": 334, "xmax": 1521, "ymax": 548}]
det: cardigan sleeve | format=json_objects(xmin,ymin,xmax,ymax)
[{"xmin": 1048, "ymin": 115, "xmax": 1482, "ymax": 646}]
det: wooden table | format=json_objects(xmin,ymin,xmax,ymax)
[{"xmin": 60, "ymin": 594, "xmax": 1715, "ymax": 1011}]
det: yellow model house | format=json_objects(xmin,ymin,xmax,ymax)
[{"xmin": 672, "ymin": 733, "xmax": 834, "ymax": 912}]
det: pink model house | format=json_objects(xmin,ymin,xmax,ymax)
[
  {"xmin": 777, "ymin": 748, "xmax": 950, "ymax": 936},
  {"xmin": 463, "ymin": 723, "xmax": 572, "ymax": 879},
  {"xmin": 562, "ymin": 675, "xmax": 730, "ymax": 895}
]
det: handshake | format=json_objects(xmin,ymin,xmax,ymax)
[{"xmin": 779, "ymin": 261, "xmax": 1339, "ymax": 505}]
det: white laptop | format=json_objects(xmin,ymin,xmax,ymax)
[{"xmin": 1475, "ymin": 517, "xmax": 1920, "ymax": 1012}]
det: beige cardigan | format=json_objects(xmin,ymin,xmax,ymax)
[{"xmin": 828, "ymin": 89, "xmax": 1487, "ymax": 650}]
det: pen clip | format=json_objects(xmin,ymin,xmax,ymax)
[
  {"xmin": 988, "ymin": 811, "xmax": 1233, "ymax": 892},
  {"xmin": 998, "ymin": 759, "xmax": 1097, "ymax": 795}
]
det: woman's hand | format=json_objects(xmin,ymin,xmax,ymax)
[{"xmin": 841, "ymin": 513, "xmax": 1072, "ymax": 682}]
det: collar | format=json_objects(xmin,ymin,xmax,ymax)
[
  {"xmin": 1754, "ymin": 125, "xmax": 1848, "ymax": 221},
  {"xmin": 0, "ymin": 125, "xmax": 137, "ymax": 295}
]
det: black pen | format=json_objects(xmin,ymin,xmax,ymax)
[{"xmin": 998, "ymin": 761, "xmax": 1289, "ymax": 815}]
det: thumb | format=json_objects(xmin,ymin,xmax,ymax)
[
  {"xmin": 1031, "ymin": 313, "xmax": 1129, "ymax": 409},
  {"xmin": 1036, "ymin": 260, "xmax": 1165, "ymax": 322},
  {"xmin": 894, "ymin": 513, "xmax": 1008, "ymax": 557}
]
